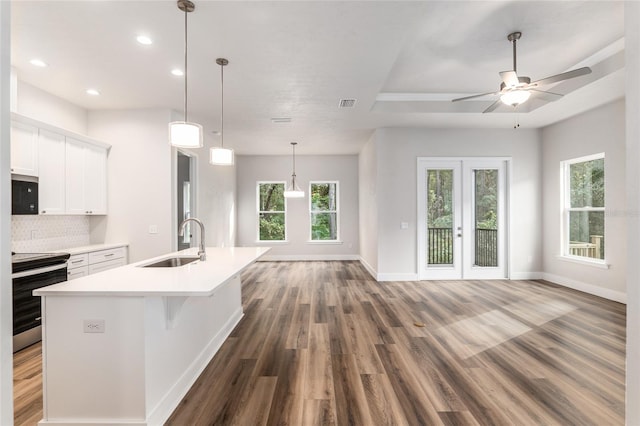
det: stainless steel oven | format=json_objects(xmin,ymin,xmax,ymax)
[{"xmin": 12, "ymin": 252, "xmax": 70, "ymax": 352}]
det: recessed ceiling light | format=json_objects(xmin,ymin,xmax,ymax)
[
  {"xmin": 29, "ymin": 59, "xmax": 48, "ymax": 67},
  {"xmin": 136, "ymin": 35, "xmax": 153, "ymax": 45},
  {"xmin": 86, "ymin": 89, "xmax": 100, "ymax": 96},
  {"xmin": 171, "ymin": 69, "xmax": 184, "ymax": 76}
]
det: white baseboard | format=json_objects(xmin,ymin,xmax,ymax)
[
  {"xmin": 376, "ymin": 273, "xmax": 419, "ymax": 282},
  {"xmin": 146, "ymin": 307, "xmax": 244, "ymax": 425},
  {"xmin": 358, "ymin": 257, "xmax": 377, "ymax": 279},
  {"xmin": 259, "ymin": 254, "xmax": 359, "ymax": 261},
  {"xmin": 510, "ymin": 272, "xmax": 543, "ymax": 280},
  {"xmin": 542, "ymin": 272, "xmax": 627, "ymax": 304}
]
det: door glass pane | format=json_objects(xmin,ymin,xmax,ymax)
[
  {"xmin": 474, "ymin": 169, "xmax": 498, "ymax": 267},
  {"xmin": 427, "ymin": 170, "xmax": 453, "ymax": 265}
]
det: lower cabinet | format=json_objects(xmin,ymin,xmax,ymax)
[{"xmin": 67, "ymin": 246, "xmax": 127, "ymax": 281}]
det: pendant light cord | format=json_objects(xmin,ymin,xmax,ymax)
[
  {"xmin": 183, "ymin": 6, "xmax": 188, "ymax": 122},
  {"xmin": 291, "ymin": 143, "xmax": 297, "ymax": 184},
  {"xmin": 220, "ymin": 62, "xmax": 224, "ymax": 148}
]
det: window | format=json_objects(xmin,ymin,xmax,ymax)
[
  {"xmin": 258, "ymin": 182, "xmax": 286, "ymax": 241},
  {"xmin": 562, "ymin": 154, "xmax": 605, "ymax": 261},
  {"xmin": 310, "ymin": 182, "xmax": 338, "ymax": 241}
]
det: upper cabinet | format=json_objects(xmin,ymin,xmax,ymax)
[
  {"xmin": 11, "ymin": 121, "xmax": 39, "ymax": 176},
  {"xmin": 38, "ymin": 130, "xmax": 66, "ymax": 215},
  {"xmin": 66, "ymin": 138, "xmax": 107, "ymax": 215},
  {"xmin": 12, "ymin": 113, "xmax": 110, "ymax": 216}
]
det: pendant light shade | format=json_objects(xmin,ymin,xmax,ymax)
[
  {"xmin": 210, "ymin": 58, "xmax": 234, "ymax": 165},
  {"xmin": 284, "ymin": 142, "xmax": 304, "ymax": 198},
  {"xmin": 170, "ymin": 0, "xmax": 203, "ymax": 148}
]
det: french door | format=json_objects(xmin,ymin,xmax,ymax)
[{"xmin": 417, "ymin": 158, "xmax": 508, "ymax": 280}]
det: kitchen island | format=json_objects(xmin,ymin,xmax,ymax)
[{"xmin": 34, "ymin": 246, "xmax": 270, "ymax": 426}]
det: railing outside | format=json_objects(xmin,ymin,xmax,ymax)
[
  {"xmin": 428, "ymin": 228, "xmax": 453, "ymax": 265},
  {"xmin": 475, "ymin": 228, "xmax": 498, "ymax": 267}
]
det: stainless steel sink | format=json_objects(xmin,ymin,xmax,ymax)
[{"xmin": 141, "ymin": 256, "xmax": 200, "ymax": 268}]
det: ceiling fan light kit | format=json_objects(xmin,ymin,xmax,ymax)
[{"xmin": 452, "ymin": 31, "xmax": 592, "ymax": 114}]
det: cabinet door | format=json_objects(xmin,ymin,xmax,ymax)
[
  {"xmin": 11, "ymin": 121, "xmax": 39, "ymax": 176},
  {"xmin": 38, "ymin": 130, "xmax": 66, "ymax": 214},
  {"xmin": 65, "ymin": 138, "xmax": 87, "ymax": 214},
  {"xmin": 84, "ymin": 145, "xmax": 107, "ymax": 215}
]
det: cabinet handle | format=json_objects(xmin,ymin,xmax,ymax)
[
  {"xmin": 105, "ymin": 253, "xmax": 114, "ymax": 257},
  {"xmin": 42, "ymin": 210, "xmax": 46, "ymax": 214},
  {"xmin": 11, "ymin": 168, "xmax": 14, "ymax": 172},
  {"xmin": 71, "ymin": 260, "xmax": 83, "ymax": 264},
  {"xmin": 35, "ymin": 317, "xmax": 41, "ymax": 321}
]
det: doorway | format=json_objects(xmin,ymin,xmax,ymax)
[
  {"xmin": 177, "ymin": 151, "xmax": 196, "ymax": 251},
  {"xmin": 417, "ymin": 158, "xmax": 509, "ymax": 280}
]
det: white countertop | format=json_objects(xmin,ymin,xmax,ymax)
[
  {"xmin": 35, "ymin": 246, "xmax": 270, "ymax": 297},
  {"xmin": 59, "ymin": 243, "xmax": 129, "ymax": 255}
]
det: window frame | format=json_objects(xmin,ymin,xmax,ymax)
[
  {"xmin": 560, "ymin": 153, "xmax": 605, "ymax": 264},
  {"xmin": 256, "ymin": 181, "xmax": 287, "ymax": 242},
  {"xmin": 308, "ymin": 181, "xmax": 340, "ymax": 242}
]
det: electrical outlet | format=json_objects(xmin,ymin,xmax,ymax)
[
  {"xmin": 401, "ymin": 222, "xmax": 409, "ymax": 230},
  {"xmin": 149, "ymin": 225, "xmax": 158, "ymax": 234},
  {"xmin": 31, "ymin": 230, "xmax": 38, "ymax": 239},
  {"xmin": 83, "ymin": 319, "xmax": 105, "ymax": 333}
]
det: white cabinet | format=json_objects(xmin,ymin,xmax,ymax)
[
  {"xmin": 65, "ymin": 138, "xmax": 108, "ymax": 215},
  {"xmin": 38, "ymin": 130, "xmax": 66, "ymax": 215},
  {"xmin": 11, "ymin": 121, "xmax": 39, "ymax": 176},
  {"xmin": 67, "ymin": 246, "xmax": 127, "ymax": 281}
]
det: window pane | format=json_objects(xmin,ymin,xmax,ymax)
[
  {"xmin": 259, "ymin": 183, "xmax": 285, "ymax": 211},
  {"xmin": 311, "ymin": 212, "xmax": 337, "ymax": 240},
  {"xmin": 569, "ymin": 211, "xmax": 604, "ymax": 260},
  {"xmin": 427, "ymin": 169, "xmax": 453, "ymax": 265},
  {"xmin": 311, "ymin": 183, "xmax": 336, "ymax": 211},
  {"xmin": 259, "ymin": 213, "xmax": 285, "ymax": 240},
  {"xmin": 474, "ymin": 169, "xmax": 498, "ymax": 267},
  {"xmin": 570, "ymin": 158, "xmax": 604, "ymax": 208}
]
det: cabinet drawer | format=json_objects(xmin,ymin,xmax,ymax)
[
  {"xmin": 67, "ymin": 266, "xmax": 89, "ymax": 280},
  {"xmin": 89, "ymin": 247, "xmax": 126, "ymax": 264},
  {"xmin": 88, "ymin": 258, "xmax": 126, "ymax": 275},
  {"xmin": 67, "ymin": 254, "xmax": 89, "ymax": 269}
]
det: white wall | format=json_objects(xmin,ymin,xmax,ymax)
[
  {"xmin": 236, "ymin": 155, "xmax": 359, "ymax": 259},
  {"xmin": 0, "ymin": 2, "xmax": 13, "ymax": 421},
  {"xmin": 626, "ymin": 1, "xmax": 640, "ymax": 423},
  {"xmin": 15, "ymin": 80, "xmax": 87, "ymax": 135},
  {"xmin": 88, "ymin": 109, "xmax": 174, "ymax": 263},
  {"xmin": 541, "ymin": 100, "xmax": 626, "ymax": 302},
  {"xmin": 369, "ymin": 127, "xmax": 542, "ymax": 280},
  {"xmin": 358, "ymin": 134, "xmax": 378, "ymax": 275}
]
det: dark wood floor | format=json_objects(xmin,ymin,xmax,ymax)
[
  {"xmin": 167, "ymin": 261, "xmax": 626, "ymax": 425},
  {"xmin": 14, "ymin": 261, "xmax": 626, "ymax": 425}
]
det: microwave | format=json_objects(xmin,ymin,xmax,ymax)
[{"xmin": 12, "ymin": 179, "xmax": 39, "ymax": 215}]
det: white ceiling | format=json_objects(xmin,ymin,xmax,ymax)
[{"xmin": 11, "ymin": 1, "xmax": 625, "ymax": 155}]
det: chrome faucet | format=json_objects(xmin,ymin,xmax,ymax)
[{"xmin": 179, "ymin": 218, "xmax": 206, "ymax": 261}]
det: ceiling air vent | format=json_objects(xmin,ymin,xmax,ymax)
[
  {"xmin": 338, "ymin": 98, "xmax": 357, "ymax": 108},
  {"xmin": 271, "ymin": 117, "xmax": 292, "ymax": 124}
]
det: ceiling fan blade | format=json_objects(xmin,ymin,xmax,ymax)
[
  {"xmin": 499, "ymin": 70, "xmax": 519, "ymax": 88},
  {"xmin": 530, "ymin": 89, "xmax": 563, "ymax": 102},
  {"xmin": 452, "ymin": 91, "xmax": 498, "ymax": 102},
  {"xmin": 530, "ymin": 66, "xmax": 592, "ymax": 87},
  {"xmin": 482, "ymin": 100, "xmax": 501, "ymax": 113}
]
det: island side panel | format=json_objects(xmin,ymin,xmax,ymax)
[
  {"xmin": 144, "ymin": 274, "xmax": 244, "ymax": 423},
  {"xmin": 41, "ymin": 295, "xmax": 147, "ymax": 423}
]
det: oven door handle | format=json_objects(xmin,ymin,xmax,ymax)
[{"xmin": 11, "ymin": 262, "xmax": 67, "ymax": 279}]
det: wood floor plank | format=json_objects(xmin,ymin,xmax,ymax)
[{"xmin": 14, "ymin": 261, "xmax": 627, "ymax": 426}]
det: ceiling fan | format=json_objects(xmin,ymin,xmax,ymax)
[{"xmin": 452, "ymin": 31, "xmax": 592, "ymax": 113}]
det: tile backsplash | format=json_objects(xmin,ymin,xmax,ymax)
[{"xmin": 12, "ymin": 215, "xmax": 90, "ymax": 252}]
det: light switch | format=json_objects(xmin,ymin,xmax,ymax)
[{"xmin": 400, "ymin": 222, "xmax": 409, "ymax": 230}]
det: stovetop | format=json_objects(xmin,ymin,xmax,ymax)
[{"xmin": 11, "ymin": 252, "xmax": 71, "ymax": 273}]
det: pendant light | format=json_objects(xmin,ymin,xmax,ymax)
[
  {"xmin": 210, "ymin": 58, "xmax": 234, "ymax": 165},
  {"xmin": 284, "ymin": 142, "xmax": 304, "ymax": 198},
  {"xmin": 169, "ymin": 0, "xmax": 203, "ymax": 148}
]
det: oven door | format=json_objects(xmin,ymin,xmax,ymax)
[{"xmin": 12, "ymin": 263, "xmax": 67, "ymax": 351}]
